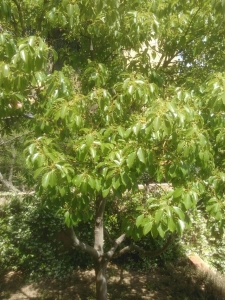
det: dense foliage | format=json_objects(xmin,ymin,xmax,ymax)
[
  {"xmin": 1, "ymin": 0, "xmax": 225, "ymax": 299},
  {"xmin": 0, "ymin": 197, "xmax": 181, "ymax": 278},
  {"xmin": 182, "ymin": 209, "xmax": 225, "ymax": 274},
  {"xmin": 1, "ymin": 197, "xmax": 225, "ymax": 283},
  {"xmin": 0, "ymin": 197, "xmax": 93, "ymax": 279}
]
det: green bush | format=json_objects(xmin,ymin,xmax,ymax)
[
  {"xmin": 180, "ymin": 208, "xmax": 225, "ymax": 274},
  {"xmin": 4, "ymin": 196, "xmax": 222, "ymax": 280},
  {"xmin": 0, "ymin": 195, "xmax": 182, "ymax": 280},
  {"xmin": 0, "ymin": 196, "xmax": 93, "ymax": 280}
]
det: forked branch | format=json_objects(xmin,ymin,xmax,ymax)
[
  {"xmin": 69, "ymin": 226, "xmax": 99, "ymax": 259},
  {"xmin": 114, "ymin": 234, "xmax": 174, "ymax": 258},
  {"xmin": 105, "ymin": 233, "xmax": 126, "ymax": 259}
]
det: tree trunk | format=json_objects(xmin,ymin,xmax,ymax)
[
  {"xmin": 94, "ymin": 194, "xmax": 107, "ymax": 300},
  {"xmin": 95, "ymin": 258, "xmax": 108, "ymax": 300}
]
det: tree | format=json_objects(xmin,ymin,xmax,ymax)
[{"xmin": 1, "ymin": 0, "xmax": 225, "ymax": 299}]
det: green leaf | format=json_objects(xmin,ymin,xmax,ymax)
[
  {"xmin": 177, "ymin": 141, "xmax": 185, "ymax": 153},
  {"xmin": 133, "ymin": 123, "xmax": 141, "ymax": 136},
  {"xmin": 95, "ymin": 179, "xmax": 101, "ymax": 192},
  {"xmin": 90, "ymin": 147, "xmax": 96, "ymax": 159},
  {"xmin": 64, "ymin": 211, "xmax": 72, "ymax": 227},
  {"xmin": 75, "ymin": 115, "xmax": 82, "ymax": 127},
  {"xmin": 183, "ymin": 194, "xmax": 193, "ymax": 209},
  {"xmin": 67, "ymin": 4, "xmax": 74, "ymax": 17},
  {"xmin": 168, "ymin": 102, "xmax": 176, "ymax": 113},
  {"xmin": 155, "ymin": 209, "xmax": 163, "ymax": 224},
  {"xmin": 143, "ymin": 221, "xmax": 152, "ymax": 235},
  {"xmin": 157, "ymin": 224, "xmax": 166, "ymax": 238},
  {"xmin": 88, "ymin": 176, "xmax": 96, "ymax": 189},
  {"xmin": 136, "ymin": 214, "xmax": 144, "ymax": 227},
  {"xmin": 118, "ymin": 126, "xmax": 125, "ymax": 138},
  {"xmin": 151, "ymin": 223, "xmax": 158, "ymax": 238},
  {"xmin": 102, "ymin": 188, "xmax": 110, "ymax": 197},
  {"xmin": 173, "ymin": 207, "xmax": 185, "ymax": 221},
  {"xmin": 80, "ymin": 181, "xmax": 88, "ymax": 193},
  {"xmin": 86, "ymin": 134, "xmax": 94, "ymax": 146},
  {"xmin": 120, "ymin": 128, "xmax": 129, "ymax": 139},
  {"xmin": 55, "ymin": 164, "xmax": 67, "ymax": 176},
  {"xmin": 42, "ymin": 170, "xmax": 57, "ymax": 188},
  {"xmin": 126, "ymin": 152, "xmax": 136, "ymax": 168},
  {"xmin": 177, "ymin": 219, "xmax": 186, "ymax": 235},
  {"xmin": 137, "ymin": 148, "xmax": 146, "ymax": 163},
  {"xmin": 59, "ymin": 187, "xmax": 66, "ymax": 196},
  {"xmin": 173, "ymin": 188, "xmax": 183, "ymax": 199},
  {"xmin": 34, "ymin": 167, "xmax": 46, "ymax": 179},
  {"xmin": 43, "ymin": 148, "xmax": 58, "ymax": 163},
  {"xmin": 74, "ymin": 174, "xmax": 83, "ymax": 187},
  {"xmin": 153, "ymin": 117, "xmax": 160, "ymax": 131},
  {"xmin": 20, "ymin": 49, "xmax": 28, "ymax": 62},
  {"xmin": 121, "ymin": 172, "xmax": 130, "ymax": 187},
  {"xmin": 112, "ymin": 176, "xmax": 121, "ymax": 190},
  {"xmin": 2, "ymin": 64, "xmax": 9, "ymax": 77},
  {"xmin": 28, "ymin": 143, "xmax": 36, "ymax": 154},
  {"xmin": 60, "ymin": 105, "xmax": 67, "ymax": 118},
  {"xmin": 168, "ymin": 216, "xmax": 176, "ymax": 232},
  {"xmin": 15, "ymin": 93, "xmax": 24, "ymax": 101},
  {"xmin": 36, "ymin": 154, "xmax": 45, "ymax": 167}
]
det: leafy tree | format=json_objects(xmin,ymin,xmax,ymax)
[{"xmin": 1, "ymin": 0, "xmax": 225, "ymax": 299}]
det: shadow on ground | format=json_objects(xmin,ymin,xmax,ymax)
[{"xmin": 0, "ymin": 262, "xmax": 216, "ymax": 300}]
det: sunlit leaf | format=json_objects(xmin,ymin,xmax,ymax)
[
  {"xmin": 137, "ymin": 148, "xmax": 146, "ymax": 163},
  {"xmin": 136, "ymin": 214, "xmax": 144, "ymax": 227},
  {"xmin": 126, "ymin": 152, "xmax": 136, "ymax": 168},
  {"xmin": 143, "ymin": 222, "xmax": 152, "ymax": 235}
]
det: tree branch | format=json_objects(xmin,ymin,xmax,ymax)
[
  {"xmin": 0, "ymin": 171, "xmax": 20, "ymax": 192},
  {"xmin": 8, "ymin": 145, "xmax": 16, "ymax": 183},
  {"xmin": 68, "ymin": 226, "xmax": 99, "ymax": 259},
  {"xmin": 0, "ymin": 131, "xmax": 33, "ymax": 146},
  {"xmin": 11, "ymin": 0, "xmax": 25, "ymax": 35},
  {"xmin": 105, "ymin": 233, "xmax": 126, "ymax": 259},
  {"xmin": 155, "ymin": 53, "xmax": 165, "ymax": 70},
  {"xmin": 114, "ymin": 234, "xmax": 174, "ymax": 258}
]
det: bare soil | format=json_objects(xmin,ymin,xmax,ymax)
[{"xmin": 0, "ymin": 263, "xmax": 207, "ymax": 300}]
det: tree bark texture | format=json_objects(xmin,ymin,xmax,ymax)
[
  {"xmin": 94, "ymin": 258, "xmax": 108, "ymax": 300},
  {"xmin": 94, "ymin": 194, "xmax": 108, "ymax": 300}
]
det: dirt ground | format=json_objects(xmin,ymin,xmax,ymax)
[{"xmin": 0, "ymin": 262, "xmax": 207, "ymax": 300}]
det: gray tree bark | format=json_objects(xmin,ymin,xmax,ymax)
[
  {"xmin": 94, "ymin": 258, "xmax": 108, "ymax": 300},
  {"xmin": 94, "ymin": 194, "xmax": 108, "ymax": 300}
]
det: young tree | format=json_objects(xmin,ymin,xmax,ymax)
[{"xmin": 1, "ymin": 0, "xmax": 225, "ymax": 299}]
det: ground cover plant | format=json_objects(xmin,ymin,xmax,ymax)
[{"xmin": 1, "ymin": 0, "xmax": 225, "ymax": 299}]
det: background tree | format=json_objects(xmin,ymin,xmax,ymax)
[{"xmin": 1, "ymin": 0, "xmax": 225, "ymax": 299}]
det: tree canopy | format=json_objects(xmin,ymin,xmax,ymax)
[{"xmin": 1, "ymin": 0, "xmax": 225, "ymax": 299}]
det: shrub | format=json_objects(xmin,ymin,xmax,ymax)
[
  {"xmin": 180, "ymin": 208, "xmax": 225, "ymax": 274},
  {"xmin": 0, "ymin": 195, "xmax": 182, "ymax": 279},
  {"xmin": 0, "ymin": 196, "xmax": 93, "ymax": 280}
]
